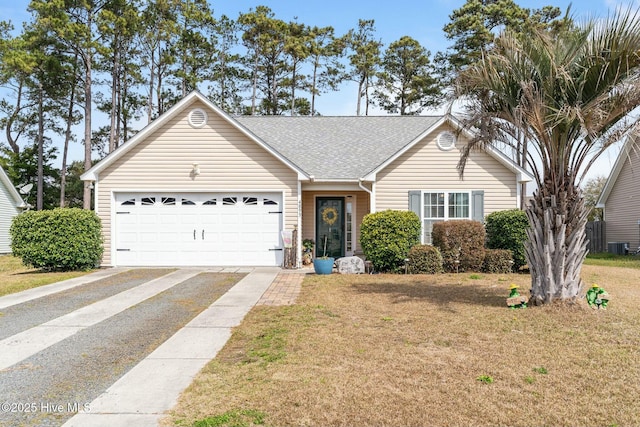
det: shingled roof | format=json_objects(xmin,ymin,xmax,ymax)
[{"xmin": 235, "ymin": 115, "xmax": 442, "ymax": 180}]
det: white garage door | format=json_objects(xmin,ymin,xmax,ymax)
[{"xmin": 114, "ymin": 193, "xmax": 283, "ymax": 266}]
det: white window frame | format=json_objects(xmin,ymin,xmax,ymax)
[{"xmin": 421, "ymin": 190, "xmax": 472, "ymax": 244}]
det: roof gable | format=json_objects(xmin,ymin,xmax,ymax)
[
  {"xmin": 235, "ymin": 115, "xmax": 443, "ymax": 181},
  {"xmin": 0, "ymin": 166, "xmax": 26, "ymax": 208},
  {"xmin": 81, "ymin": 91, "xmax": 308, "ymax": 181},
  {"xmin": 597, "ymin": 136, "xmax": 638, "ymax": 207},
  {"xmin": 361, "ymin": 115, "xmax": 532, "ymax": 183},
  {"xmin": 82, "ymin": 91, "xmax": 532, "ymax": 184}
]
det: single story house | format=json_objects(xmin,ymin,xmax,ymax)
[
  {"xmin": 0, "ymin": 165, "xmax": 27, "ymax": 254},
  {"xmin": 597, "ymin": 136, "xmax": 640, "ymax": 251},
  {"xmin": 81, "ymin": 91, "xmax": 532, "ymax": 267}
]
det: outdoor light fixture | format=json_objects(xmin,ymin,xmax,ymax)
[{"xmin": 192, "ymin": 163, "xmax": 200, "ymax": 176}]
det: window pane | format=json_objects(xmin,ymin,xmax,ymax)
[
  {"xmin": 448, "ymin": 192, "xmax": 469, "ymax": 218},
  {"xmin": 424, "ymin": 192, "xmax": 445, "ymax": 219}
]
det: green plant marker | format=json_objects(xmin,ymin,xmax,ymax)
[{"xmin": 476, "ymin": 375, "xmax": 493, "ymax": 384}]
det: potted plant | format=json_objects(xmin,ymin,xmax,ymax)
[
  {"xmin": 313, "ymin": 235, "xmax": 334, "ymax": 274},
  {"xmin": 302, "ymin": 239, "xmax": 314, "ymax": 265}
]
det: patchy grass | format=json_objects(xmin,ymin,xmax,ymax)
[
  {"xmin": 585, "ymin": 252, "xmax": 640, "ymax": 269},
  {"xmin": 0, "ymin": 255, "xmax": 93, "ymax": 297},
  {"xmin": 168, "ymin": 264, "xmax": 640, "ymax": 427}
]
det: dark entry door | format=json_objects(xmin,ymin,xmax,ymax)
[{"xmin": 316, "ymin": 197, "xmax": 344, "ymax": 258}]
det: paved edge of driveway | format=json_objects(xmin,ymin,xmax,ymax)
[
  {"xmin": 61, "ymin": 267, "xmax": 281, "ymax": 427},
  {"xmin": 0, "ymin": 268, "xmax": 130, "ymax": 310},
  {"xmin": 0, "ymin": 269, "xmax": 203, "ymax": 370}
]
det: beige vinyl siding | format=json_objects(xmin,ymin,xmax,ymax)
[
  {"xmin": 603, "ymin": 142, "xmax": 640, "ymax": 249},
  {"xmin": 0, "ymin": 183, "xmax": 20, "ymax": 253},
  {"xmin": 96, "ymin": 100, "xmax": 299, "ymax": 265},
  {"xmin": 376, "ymin": 123, "xmax": 517, "ymax": 215},
  {"xmin": 301, "ymin": 190, "xmax": 370, "ymax": 255}
]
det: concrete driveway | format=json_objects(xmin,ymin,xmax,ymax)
[{"xmin": 0, "ymin": 267, "xmax": 283, "ymax": 427}]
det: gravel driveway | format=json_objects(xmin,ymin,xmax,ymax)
[{"xmin": 0, "ymin": 270, "xmax": 244, "ymax": 427}]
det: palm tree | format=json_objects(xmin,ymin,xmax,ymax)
[{"xmin": 455, "ymin": 9, "xmax": 640, "ymax": 305}]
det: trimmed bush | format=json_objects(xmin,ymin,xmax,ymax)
[
  {"xmin": 407, "ymin": 245, "xmax": 444, "ymax": 274},
  {"xmin": 483, "ymin": 249, "xmax": 514, "ymax": 274},
  {"xmin": 360, "ymin": 210, "xmax": 421, "ymax": 272},
  {"xmin": 485, "ymin": 209, "xmax": 529, "ymax": 271},
  {"xmin": 432, "ymin": 220, "xmax": 486, "ymax": 273},
  {"xmin": 10, "ymin": 208, "xmax": 103, "ymax": 271}
]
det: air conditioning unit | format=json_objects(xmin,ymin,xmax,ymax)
[{"xmin": 607, "ymin": 242, "xmax": 629, "ymax": 255}]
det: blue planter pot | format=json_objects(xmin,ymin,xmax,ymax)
[{"xmin": 313, "ymin": 257, "xmax": 335, "ymax": 275}]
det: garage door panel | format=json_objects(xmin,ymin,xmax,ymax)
[
  {"xmin": 220, "ymin": 214, "xmax": 240, "ymax": 225},
  {"xmin": 160, "ymin": 215, "xmax": 179, "ymax": 225},
  {"xmin": 115, "ymin": 193, "xmax": 283, "ymax": 266}
]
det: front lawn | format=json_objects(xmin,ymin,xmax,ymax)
[
  {"xmin": 169, "ymin": 263, "xmax": 640, "ymax": 427},
  {"xmin": 585, "ymin": 252, "xmax": 640, "ymax": 268},
  {"xmin": 0, "ymin": 255, "xmax": 93, "ymax": 297}
]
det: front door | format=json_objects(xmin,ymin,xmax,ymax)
[{"xmin": 316, "ymin": 197, "xmax": 345, "ymax": 258}]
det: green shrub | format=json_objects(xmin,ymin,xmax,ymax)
[
  {"xmin": 360, "ymin": 210, "xmax": 421, "ymax": 272},
  {"xmin": 10, "ymin": 208, "xmax": 103, "ymax": 271},
  {"xmin": 432, "ymin": 220, "xmax": 486, "ymax": 273},
  {"xmin": 407, "ymin": 245, "xmax": 444, "ymax": 274},
  {"xmin": 485, "ymin": 209, "xmax": 529, "ymax": 271},
  {"xmin": 482, "ymin": 249, "xmax": 514, "ymax": 274}
]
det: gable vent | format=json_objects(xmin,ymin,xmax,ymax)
[
  {"xmin": 436, "ymin": 131, "xmax": 456, "ymax": 151},
  {"xmin": 188, "ymin": 108, "xmax": 208, "ymax": 128}
]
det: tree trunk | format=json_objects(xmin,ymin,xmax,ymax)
[
  {"xmin": 36, "ymin": 84, "xmax": 44, "ymax": 211},
  {"xmin": 311, "ymin": 57, "xmax": 319, "ymax": 116},
  {"xmin": 83, "ymin": 51, "xmax": 93, "ymax": 210},
  {"xmin": 251, "ymin": 53, "xmax": 258, "ymax": 115},
  {"xmin": 5, "ymin": 81, "xmax": 24, "ymax": 155},
  {"xmin": 148, "ymin": 45, "xmax": 155, "ymax": 123},
  {"xmin": 109, "ymin": 45, "xmax": 119, "ymax": 153},
  {"xmin": 60, "ymin": 74, "xmax": 76, "ymax": 208},
  {"xmin": 356, "ymin": 76, "xmax": 364, "ymax": 116},
  {"xmin": 524, "ymin": 181, "xmax": 588, "ymax": 304}
]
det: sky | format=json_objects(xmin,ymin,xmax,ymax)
[{"xmin": 1, "ymin": 0, "xmax": 638, "ymax": 182}]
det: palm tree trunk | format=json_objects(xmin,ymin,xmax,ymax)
[{"xmin": 525, "ymin": 182, "xmax": 588, "ymax": 304}]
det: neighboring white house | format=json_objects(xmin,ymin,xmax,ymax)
[
  {"xmin": 82, "ymin": 91, "xmax": 533, "ymax": 267},
  {"xmin": 0, "ymin": 166, "xmax": 26, "ymax": 254},
  {"xmin": 597, "ymin": 136, "xmax": 640, "ymax": 251}
]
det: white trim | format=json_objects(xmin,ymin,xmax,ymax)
[
  {"xmin": 370, "ymin": 182, "xmax": 376, "ymax": 212},
  {"xmin": 81, "ymin": 91, "xmax": 309, "ymax": 182},
  {"xmin": 110, "ymin": 190, "xmax": 116, "ymax": 265},
  {"xmin": 345, "ymin": 195, "xmax": 357, "ymax": 256},
  {"xmin": 297, "ymin": 181, "xmax": 302, "ymax": 268},
  {"xmin": 303, "ymin": 182, "xmax": 364, "ymax": 191},
  {"xmin": 93, "ymin": 180, "xmax": 99, "ymax": 213},
  {"xmin": 515, "ymin": 175, "xmax": 521, "ymax": 209},
  {"xmin": 0, "ymin": 166, "xmax": 26, "ymax": 208}
]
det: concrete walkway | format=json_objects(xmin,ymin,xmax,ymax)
[
  {"xmin": 0, "ymin": 266, "xmax": 307, "ymax": 426},
  {"xmin": 61, "ymin": 267, "xmax": 283, "ymax": 427}
]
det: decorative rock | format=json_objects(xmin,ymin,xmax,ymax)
[{"xmin": 336, "ymin": 256, "xmax": 365, "ymax": 274}]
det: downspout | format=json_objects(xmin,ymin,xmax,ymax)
[
  {"xmin": 358, "ymin": 179, "xmax": 374, "ymax": 212},
  {"xmin": 297, "ymin": 180, "xmax": 302, "ymax": 268},
  {"xmin": 516, "ymin": 174, "xmax": 522, "ymax": 209}
]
